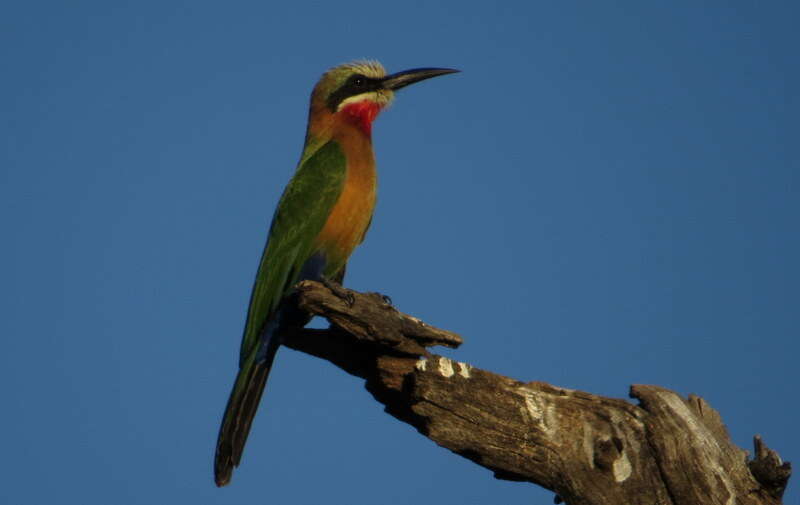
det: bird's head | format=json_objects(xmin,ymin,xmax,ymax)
[{"xmin": 310, "ymin": 60, "xmax": 458, "ymax": 135}]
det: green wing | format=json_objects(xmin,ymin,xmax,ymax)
[
  {"xmin": 215, "ymin": 140, "xmax": 347, "ymax": 486},
  {"xmin": 239, "ymin": 140, "xmax": 346, "ymax": 360}
]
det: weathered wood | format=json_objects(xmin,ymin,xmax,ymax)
[{"xmin": 282, "ymin": 281, "xmax": 791, "ymax": 505}]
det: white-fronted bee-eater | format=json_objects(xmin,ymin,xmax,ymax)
[{"xmin": 215, "ymin": 60, "xmax": 458, "ymax": 487}]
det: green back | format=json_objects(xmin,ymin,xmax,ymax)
[{"xmin": 239, "ymin": 140, "xmax": 346, "ymax": 361}]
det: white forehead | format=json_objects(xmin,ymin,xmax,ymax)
[{"xmin": 340, "ymin": 60, "xmax": 386, "ymax": 79}]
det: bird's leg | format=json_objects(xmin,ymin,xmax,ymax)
[{"xmin": 320, "ymin": 276, "xmax": 355, "ymax": 307}]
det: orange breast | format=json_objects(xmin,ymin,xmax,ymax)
[{"xmin": 315, "ymin": 123, "xmax": 377, "ymax": 269}]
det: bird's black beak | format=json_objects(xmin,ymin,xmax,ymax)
[{"xmin": 381, "ymin": 67, "xmax": 460, "ymax": 91}]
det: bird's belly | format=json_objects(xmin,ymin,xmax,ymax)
[{"xmin": 315, "ymin": 176, "xmax": 376, "ymax": 271}]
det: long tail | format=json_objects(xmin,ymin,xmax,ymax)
[{"xmin": 214, "ymin": 330, "xmax": 281, "ymax": 487}]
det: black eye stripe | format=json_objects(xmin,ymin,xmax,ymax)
[{"xmin": 326, "ymin": 74, "xmax": 382, "ymax": 111}]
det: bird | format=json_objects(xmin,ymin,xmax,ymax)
[{"xmin": 214, "ymin": 60, "xmax": 458, "ymax": 487}]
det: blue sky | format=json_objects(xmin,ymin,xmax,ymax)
[{"xmin": 2, "ymin": 2, "xmax": 798, "ymax": 504}]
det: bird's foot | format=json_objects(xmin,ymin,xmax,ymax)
[
  {"xmin": 321, "ymin": 276, "xmax": 355, "ymax": 307},
  {"xmin": 364, "ymin": 291, "xmax": 395, "ymax": 311}
]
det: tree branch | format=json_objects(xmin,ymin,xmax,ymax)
[{"xmin": 283, "ymin": 281, "xmax": 791, "ymax": 505}]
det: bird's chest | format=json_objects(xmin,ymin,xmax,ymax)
[{"xmin": 315, "ymin": 154, "xmax": 377, "ymax": 265}]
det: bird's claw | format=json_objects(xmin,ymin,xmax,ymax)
[{"xmin": 321, "ymin": 277, "xmax": 355, "ymax": 307}]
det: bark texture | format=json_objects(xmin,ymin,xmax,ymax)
[{"xmin": 283, "ymin": 281, "xmax": 791, "ymax": 505}]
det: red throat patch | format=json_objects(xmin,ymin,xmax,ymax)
[{"xmin": 340, "ymin": 100, "xmax": 382, "ymax": 136}]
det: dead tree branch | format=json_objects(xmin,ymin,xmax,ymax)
[{"xmin": 283, "ymin": 281, "xmax": 791, "ymax": 505}]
